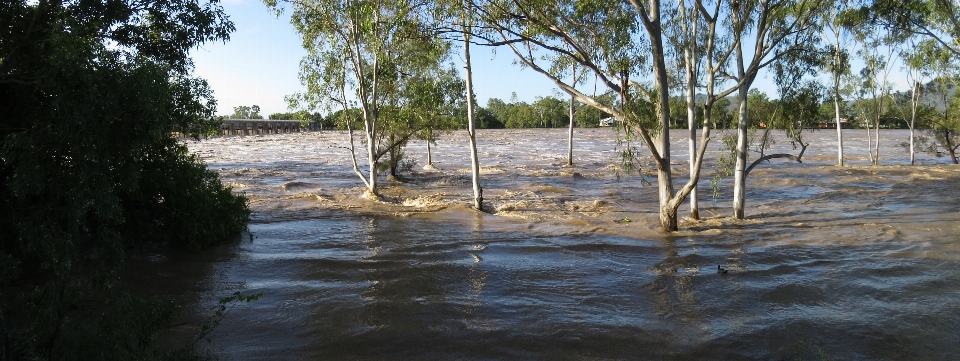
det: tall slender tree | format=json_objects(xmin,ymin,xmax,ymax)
[
  {"xmin": 820, "ymin": 1, "xmax": 858, "ymax": 166},
  {"xmin": 463, "ymin": 2, "xmax": 484, "ymax": 210},
  {"xmin": 726, "ymin": 0, "xmax": 823, "ymax": 219},
  {"xmin": 912, "ymin": 40, "xmax": 960, "ymax": 163},
  {"xmin": 901, "ymin": 42, "xmax": 924, "ymax": 165},
  {"xmin": 664, "ymin": 0, "xmax": 705, "ymax": 219},
  {"xmin": 850, "ymin": 21, "xmax": 901, "ymax": 165}
]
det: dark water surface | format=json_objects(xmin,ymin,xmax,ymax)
[{"xmin": 156, "ymin": 129, "xmax": 960, "ymax": 360}]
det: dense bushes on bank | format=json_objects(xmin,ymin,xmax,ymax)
[{"xmin": 0, "ymin": 0, "xmax": 248, "ymax": 359}]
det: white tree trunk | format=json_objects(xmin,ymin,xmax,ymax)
[
  {"xmin": 834, "ymin": 93, "xmax": 844, "ymax": 167},
  {"xmin": 910, "ymin": 78, "xmax": 919, "ymax": 165},
  {"xmin": 874, "ymin": 121, "xmax": 880, "ymax": 165},
  {"xmin": 364, "ymin": 111, "xmax": 378, "ymax": 195},
  {"xmin": 732, "ymin": 85, "xmax": 749, "ymax": 220},
  {"xmin": 731, "ymin": 31, "xmax": 750, "ymax": 220},
  {"xmin": 682, "ymin": 2, "xmax": 699, "ymax": 220},
  {"xmin": 567, "ymin": 64, "xmax": 576, "ymax": 166},
  {"xmin": 866, "ymin": 124, "xmax": 874, "ymax": 164},
  {"xmin": 650, "ymin": 25, "xmax": 676, "ymax": 232},
  {"xmin": 464, "ymin": 24, "xmax": 482, "ymax": 211}
]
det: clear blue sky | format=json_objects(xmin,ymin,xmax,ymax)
[
  {"xmin": 190, "ymin": 0, "xmax": 562, "ymax": 117},
  {"xmin": 190, "ymin": 0, "xmax": 909, "ymax": 118}
]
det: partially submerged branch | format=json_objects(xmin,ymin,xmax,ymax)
[{"xmin": 743, "ymin": 142, "xmax": 808, "ymax": 180}]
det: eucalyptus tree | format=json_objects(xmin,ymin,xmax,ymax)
[
  {"xmin": 725, "ymin": 0, "xmax": 824, "ymax": 219},
  {"xmin": 913, "ymin": 40, "xmax": 960, "ymax": 163},
  {"xmin": 445, "ymin": 0, "xmax": 486, "ymax": 210},
  {"xmin": 926, "ymin": 84, "xmax": 960, "ymax": 163},
  {"xmin": 429, "ymin": 0, "xmax": 486, "ymax": 209},
  {"xmin": 850, "ymin": 22, "xmax": 902, "ymax": 165},
  {"xmin": 869, "ymin": 0, "xmax": 960, "ymax": 58},
  {"xmin": 819, "ymin": 0, "xmax": 858, "ymax": 166},
  {"xmin": 664, "ymin": 0, "xmax": 706, "ymax": 219},
  {"xmin": 567, "ymin": 66, "xmax": 577, "ymax": 166},
  {"xmin": 378, "ymin": 55, "xmax": 464, "ymax": 177},
  {"xmin": 868, "ymin": 0, "xmax": 960, "ymax": 163},
  {"xmin": 269, "ymin": 0, "xmax": 450, "ymax": 196},
  {"xmin": 692, "ymin": 0, "xmax": 822, "ymax": 219},
  {"xmin": 475, "ymin": 0, "xmax": 712, "ymax": 231},
  {"xmin": 693, "ymin": 0, "xmax": 740, "ymax": 169},
  {"xmin": 563, "ymin": 63, "xmax": 588, "ymax": 166},
  {"xmin": 407, "ymin": 64, "xmax": 465, "ymax": 169},
  {"xmin": 901, "ymin": 38, "xmax": 934, "ymax": 165}
]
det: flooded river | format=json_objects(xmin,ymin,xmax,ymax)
[{"xmin": 144, "ymin": 129, "xmax": 959, "ymax": 360}]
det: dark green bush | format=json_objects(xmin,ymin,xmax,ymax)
[
  {"xmin": 0, "ymin": 0, "xmax": 245, "ymax": 359},
  {"xmin": 126, "ymin": 138, "xmax": 250, "ymax": 251}
]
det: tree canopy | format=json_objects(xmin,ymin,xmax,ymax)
[{"xmin": 0, "ymin": 0, "xmax": 249, "ymax": 358}]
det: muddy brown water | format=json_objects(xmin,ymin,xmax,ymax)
[{"xmin": 134, "ymin": 129, "xmax": 960, "ymax": 360}]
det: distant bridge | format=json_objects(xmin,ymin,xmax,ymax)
[{"xmin": 218, "ymin": 119, "xmax": 303, "ymax": 136}]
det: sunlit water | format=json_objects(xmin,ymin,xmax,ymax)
[{"xmin": 133, "ymin": 129, "xmax": 960, "ymax": 360}]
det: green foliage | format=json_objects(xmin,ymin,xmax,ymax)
[
  {"xmin": 270, "ymin": 110, "xmax": 318, "ymax": 127},
  {"xmin": 612, "ymin": 90, "xmax": 660, "ymax": 180},
  {"xmin": 481, "ymin": 94, "xmax": 612, "ymax": 129},
  {"xmin": 712, "ymin": 132, "xmax": 740, "ymax": 199},
  {"xmin": 125, "ymin": 138, "xmax": 251, "ymax": 251},
  {"xmin": 328, "ymin": 108, "xmax": 365, "ymax": 130},
  {"xmin": 867, "ymin": 0, "xmax": 960, "ymax": 58},
  {"xmin": 275, "ymin": 0, "xmax": 460, "ymax": 188},
  {"xmin": 0, "ymin": 0, "xmax": 248, "ymax": 358},
  {"xmin": 231, "ymin": 105, "xmax": 263, "ymax": 119},
  {"xmin": 918, "ymin": 80, "xmax": 960, "ymax": 162},
  {"xmin": 474, "ymin": 107, "xmax": 506, "ymax": 129}
]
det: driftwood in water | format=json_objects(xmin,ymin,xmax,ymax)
[{"xmin": 744, "ymin": 142, "xmax": 808, "ymax": 180}]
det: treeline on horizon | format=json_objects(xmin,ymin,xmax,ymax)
[{"xmin": 259, "ymin": 86, "xmax": 954, "ymax": 131}]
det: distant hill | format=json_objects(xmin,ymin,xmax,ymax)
[{"xmin": 891, "ymin": 80, "xmax": 957, "ymax": 111}]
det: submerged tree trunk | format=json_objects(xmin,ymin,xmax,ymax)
[
  {"xmin": 352, "ymin": 15, "xmax": 380, "ymax": 197},
  {"xmin": 363, "ymin": 112, "xmax": 379, "ymax": 195},
  {"xmin": 388, "ymin": 133, "xmax": 398, "ymax": 177},
  {"xmin": 567, "ymin": 65, "xmax": 575, "ymax": 167},
  {"xmin": 426, "ymin": 140, "xmax": 433, "ymax": 167},
  {"xmin": 873, "ymin": 120, "xmax": 880, "ymax": 165},
  {"xmin": 464, "ymin": 19, "xmax": 483, "ymax": 211},
  {"xmin": 649, "ymin": 18, "xmax": 677, "ymax": 232},
  {"xmin": 834, "ymin": 94, "xmax": 844, "ymax": 166},
  {"xmin": 744, "ymin": 145, "xmax": 807, "ymax": 179},
  {"xmin": 939, "ymin": 124, "xmax": 960, "ymax": 164},
  {"xmin": 732, "ymin": 84, "xmax": 749, "ymax": 220},
  {"xmin": 486, "ymin": 0, "xmax": 713, "ymax": 232},
  {"xmin": 682, "ymin": 1, "xmax": 700, "ymax": 220},
  {"xmin": 909, "ymin": 78, "xmax": 919, "ymax": 165}
]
